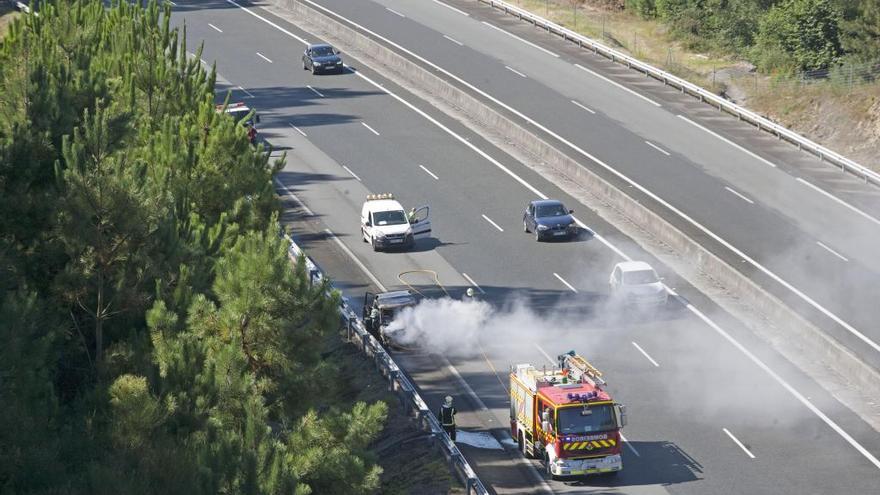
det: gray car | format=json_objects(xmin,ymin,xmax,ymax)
[
  {"xmin": 523, "ymin": 199, "xmax": 577, "ymax": 241},
  {"xmin": 302, "ymin": 43, "xmax": 343, "ymax": 74}
]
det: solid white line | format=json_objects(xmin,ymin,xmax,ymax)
[
  {"xmin": 342, "ymin": 165, "xmax": 362, "ymax": 181},
  {"xmin": 461, "ymin": 273, "xmax": 485, "ymax": 293},
  {"xmin": 273, "ymin": 178, "xmax": 314, "ymax": 216},
  {"xmin": 208, "ymin": 23, "xmax": 223, "ymax": 33},
  {"xmin": 324, "ymin": 229, "xmax": 387, "ymax": 291},
  {"xmin": 289, "ymin": 123, "xmax": 307, "ymax": 137},
  {"xmin": 678, "ymin": 115, "xmax": 777, "ymax": 169},
  {"xmin": 361, "ymin": 122, "xmax": 381, "ymax": 136},
  {"xmin": 725, "ymin": 186, "xmax": 754, "ymax": 204},
  {"xmin": 443, "ymin": 34, "xmax": 464, "ymax": 46},
  {"xmin": 553, "ymin": 273, "xmax": 578, "ymax": 293},
  {"xmin": 244, "ymin": 0, "xmax": 880, "ymax": 470},
  {"xmin": 645, "ymin": 140, "xmax": 671, "ymax": 156},
  {"xmin": 535, "ymin": 343, "xmax": 555, "ymax": 365},
  {"xmin": 237, "ymin": 85, "xmax": 254, "ymax": 98},
  {"xmin": 482, "ymin": 214, "xmax": 504, "ymax": 232},
  {"xmin": 167, "ymin": 1, "xmax": 177, "ymax": 6},
  {"xmin": 816, "ymin": 241, "xmax": 849, "ymax": 262},
  {"xmin": 620, "ymin": 433, "xmax": 641, "ymax": 457},
  {"xmin": 432, "ymin": 0, "xmax": 470, "ymax": 16},
  {"xmin": 631, "ymin": 341, "xmax": 660, "ymax": 367},
  {"xmin": 306, "ymin": 85, "xmax": 325, "ymax": 98},
  {"xmin": 256, "ymin": 52, "xmax": 273, "ymax": 63},
  {"xmin": 684, "ymin": 297, "xmax": 880, "ymax": 469},
  {"xmin": 419, "ymin": 164, "xmax": 440, "ymax": 180},
  {"xmin": 505, "ymin": 65, "xmax": 527, "ymax": 78},
  {"xmin": 574, "ymin": 63, "xmax": 661, "ymax": 107},
  {"xmin": 571, "ymin": 99, "xmax": 596, "ymax": 114},
  {"xmin": 796, "ymin": 178, "xmax": 880, "ymax": 227},
  {"xmin": 481, "ymin": 21, "xmax": 560, "ymax": 58},
  {"xmin": 723, "ymin": 428, "xmax": 756, "ymax": 459},
  {"xmin": 225, "ymin": 0, "xmax": 309, "ymax": 44},
  {"xmin": 386, "ymin": 7, "xmax": 405, "ymax": 17}
]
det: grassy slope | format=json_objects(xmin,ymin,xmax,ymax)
[
  {"xmin": 511, "ymin": 0, "xmax": 880, "ymax": 171},
  {"xmin": 327, "ymin": 336, "xmax": 464, "ymax": 495}
]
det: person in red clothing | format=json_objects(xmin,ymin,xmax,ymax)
[{"xmin": 247, "ymin": 123, "xmax": 257, "ymax": 144}]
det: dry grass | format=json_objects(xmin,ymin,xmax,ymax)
[{"xmin": 0, "ymin": 4, "xmax": 20, "ymax": 39}]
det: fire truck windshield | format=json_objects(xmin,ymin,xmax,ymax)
[{"xmin": 557, "ymin": 404, "xmax": 616, "ymax": 434}]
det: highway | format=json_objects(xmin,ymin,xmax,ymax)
[
  {"xmin": 293, "ymin": 0, "xmax": 880, "ymax": 374},
  {"xmin": 170, "ymin": 1, "xmax": 880, "ymax": 493}
]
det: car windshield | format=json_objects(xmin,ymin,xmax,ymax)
[
  {"xmin": 227, "ymin": 109, "xmax": 252, "ymax": 124},
  {"xmin": 557, "ymin": 404, "xmax": 616, "ymax": 435},
  {"xmin": 622, "ymin": 269, "xmax": 658, "ymax": 285},
  {"xmin": 536, "ymin": 204, "xmax": 568, "ymax": 218},
  {"xmin": 373, "ymin": 210, "xmax": 408, "ymax": 226},
  {"xmin": 311, "ymin": 46, "xmax": 335, "ymax": 57}
]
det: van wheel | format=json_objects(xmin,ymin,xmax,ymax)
[
  {"xmin": 371, "ymin": 237, "xmax": 380, "ymax": 252},
  {"xmin": 361, "ymin": 228, "xmax": 367, "ymax": 243}
]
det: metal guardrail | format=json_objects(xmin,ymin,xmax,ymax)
[
  {"xmin": 283, "ymin": 233, "xmax": 489, "ymax": 495},
  {"xmin": 476, "ymin": 0, "xmax": 880, "ymax": 186}
]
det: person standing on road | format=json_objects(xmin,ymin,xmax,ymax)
[{"xmin": 439, "ymin": 395, "xmax": 457, "ymax": 441}]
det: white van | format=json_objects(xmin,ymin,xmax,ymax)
[{"xmin": 360, "ymin": 194, "xmax": 431, "ymax": 251}]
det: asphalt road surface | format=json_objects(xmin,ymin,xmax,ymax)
[{"xmin": 171, "ymin": 1, "xmax": 880, "ymax": 493}]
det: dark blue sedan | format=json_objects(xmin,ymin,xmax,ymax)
[
  {"xmin": 523, "ymin": 200, "xmax": 577, "ymax": 241},
  {"xmin": 302, "ymin": 43, "xmax": 344, "ymax": 74}
]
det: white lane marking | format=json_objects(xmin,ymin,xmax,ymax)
[
  {"xmin": 482, "ymin": 214, "xmax": 504, "ymax": 232},
  {"xmin": 462, "ymin": 273, "xmax": 485, "ymax": 293},
  {"xmin": 796, "ymin": 178, "xmax": 880, "ymax": 227},
  {"xmin": 237, "ymin": 85, "xmax": 254, "ymax": 98},
  {"xmin": 342, "ymin": 165, "xmax": 362, "ymax": 181},
  {"xmin": 419, "ymin": 164, "xmax": 439, "ymax": 180},
  {"xmin": 167, "ymin": 1, "xmax": 177, "ymax": 6},
  {"xmin": 256, "ymin": 52, "xmax": 273, "ymax": 63},
  {"xmin": 431, "ymin": 0, "xmax": 470, "ymax": 16},
  {"xmin": 816, "ymin": 241, "xmax": 849, "ymax": 262},
  {"xmin": 553, "ymin": 273, "xmax": 578, "ymax": 293},
  {"xmin": 678, "ymin": 115, "xmax": 777, "ymax": 169},
  {"xmin": 645, "ymin": 140, "xmax": 671, "ymax": 156},
  {"xmin": 505, "ymin": 65, "xmax": 527, "ymax": 78},
  {"xmin": 324, "ymin": 229, "xmax": 387, "ymax": 291},
  {"xmin": 208, "ymin": 23, "xmax": 223, "ymax": 33},
  {"xmin": 535, "ymin": 343, "xmax": 555, "ymax": 365},
  {"xmin": 571, "ymin": 99, "xmax": 596, "ymax": 114},
  {"xmin": 306, "ymin": 85, "xmax": 325, "ymax": 98},
  {"xmin": 685, "ymin": 297, "xmax": 880, "ymax": 469},
  {"xmin": 386, "ymin": 7, "xmax": 405, "ymax": 17},
  {"xmin": 244, "ymin": 0, "xmax": 880, "ymax": 470},
  {"xmin": 226, "ymin": 0, "xmax": 310, "ymax": 44},
  {"xmin": 574, "ymin": 63, "xmax": 661, "ymax": 107},
  {"xmin": 361, "ymin": 122, "xmax": 381, "ymax": 136},
  {"xmin": 725, "ymin": 186, "xmax": 754, "ymax": 204},
  {"xmin": 443, "ymin": 34, "xmax": 464, "ymax": 46},
  {"xmin": 274, "ymin": 178, "xmax": 314, "ymax": 216},
  {"xmin": 723, "ymin": 428, "xmax": 756, "ymax": 459},
  {"xmin": 289, "ymin": 123, "xmax": 307, "ymax": 137},
  {"xmin": 481, "ymin": 21, "xmax": 560, "ymax": 58},
  {"xmin": 620, "ymin": 433, "xmax": 641, "ymax": 457},
  {"xmin": 631, "ymin": 341, "xmax": 660, "ymax": 367}
]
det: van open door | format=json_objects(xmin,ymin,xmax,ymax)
[{"xmin": 410, "ymin": 205, "xmax": 431, "ymax": 239}]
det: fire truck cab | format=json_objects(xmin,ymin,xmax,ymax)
[{"xmin": 510, "ymin": 351, "xmax": 627, "ymax": 479}]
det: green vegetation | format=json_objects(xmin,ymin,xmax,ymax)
[
  {"xmin": 623, "ymin": 0, "xmax": 876, "ymax": 72},
  {"xmin": 0, "ymin": 1, "xmax": 388, "ymax": 493}
]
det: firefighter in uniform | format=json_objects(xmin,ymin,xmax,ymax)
[{"xmin": 439, "ymin": 395, "xmax": 457, "ymax": 441}]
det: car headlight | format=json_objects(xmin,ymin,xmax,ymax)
[
  {"xmin": 375, "ymin": 232, "xmax": 386, "ymax": 239},
  {"xmin": 537, "ymin": 224, "xmax": 549, "ymax": 231}
]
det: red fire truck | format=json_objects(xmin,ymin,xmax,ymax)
[{"xmin": 510, "ymin": 350, "xmax": 627, "ymax": 478}]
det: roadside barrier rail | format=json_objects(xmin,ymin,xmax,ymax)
[
  {"xmin": 284, "ymin": 233, "xmax": 489, "ymax": 495},
  {"xmin": 476, "ymin": 0, "xmax": 880, "ymax": 185}
]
